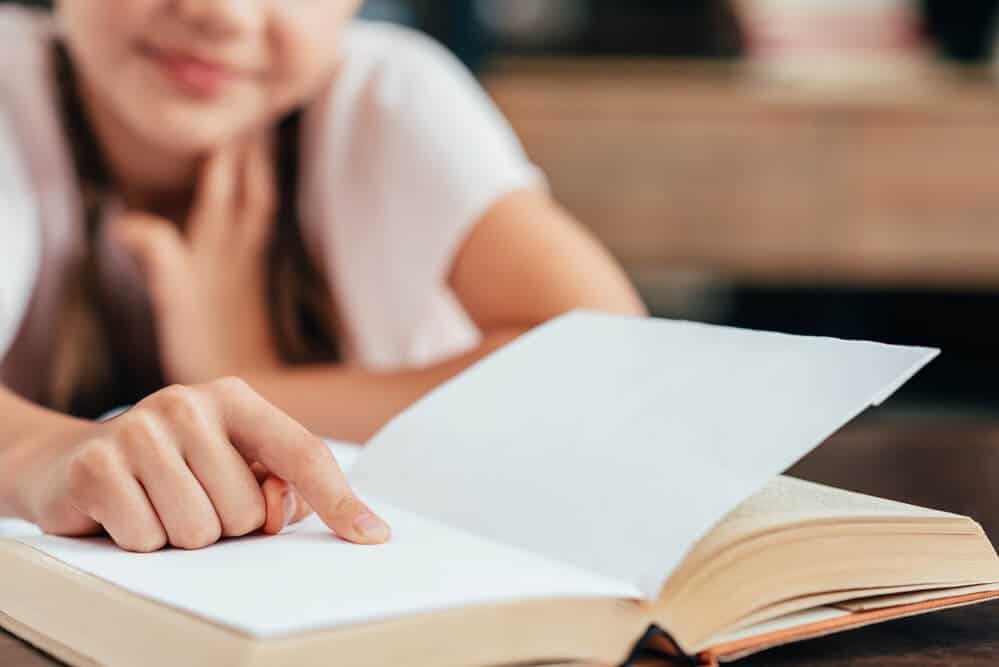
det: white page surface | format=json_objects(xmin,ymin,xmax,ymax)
[
  {"xmin": 350, "ymin": 311, "xmax": 938, "ymax": 598},
  {"xmin": 15, "ymin": 505, "xmax": 636, "ymax": 638},
  {"xmin": 12, "ymin": 442, "xmax": 637, "ymax": 638},
  {"xmin": 0, "ymin": 519, "xmax": 41, "ymax": 538}
]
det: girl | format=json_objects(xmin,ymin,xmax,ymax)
[{"xmin": 0, "ymin": 1, "xmax": 645, "ymax": 553}]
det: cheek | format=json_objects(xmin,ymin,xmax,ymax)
[
  {"xmin": 60, "ymin": 1, "xmax": 151, "ymax": 71},
  {"xmin": 264, "ymin": 14, "xmax": 349, "ymax": 113}
]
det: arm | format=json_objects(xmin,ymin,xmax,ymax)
[{"xmin": 241, "ymin": 189, "xmax": 647, "ymax": 442}]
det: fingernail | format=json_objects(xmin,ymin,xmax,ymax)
[
  {"xmin": 281, "ymin": 492, "xmax": 296, "ymax": 530},
  {"xmin": 353, "ymin": 513, "xmax": 390, "ymax": 542}
]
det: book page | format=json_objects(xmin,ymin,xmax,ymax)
[
  {"xmin": 350, "ymin": 311, "xmax": 938, "ymax": 598},
  {"xmin": 703, "ymin": 605, "xmax": 849, "ymax": 647},
  {"xmin": 0, "ymin": 519, "xmax": 41, "ymax": 538},
  {"xmin": 11, "ymin": 442, "xmax": 638, "ymax": 639},
  {"xmin": 690, "ymin": 475, "xmax": 967, "ymax": 558},
  {"xmin": 835, "ymin": 582, "xmax": 999, "ymax": 612}
]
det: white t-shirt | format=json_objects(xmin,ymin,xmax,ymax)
[{"xmin": 0, "ymin": 7, "xmax": 544, "ymax": 404}]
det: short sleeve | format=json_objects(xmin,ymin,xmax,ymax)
[
  {"xmin": 301, "ymin": 23, "xmax": 545, "ymax": 368},
  {"xmin": 0, "ymin": 108, "xmax": 41, "ymax": 363},
  {"xmin": 361, "ymin": 26, "xmax": 546, "ymax": 287}
]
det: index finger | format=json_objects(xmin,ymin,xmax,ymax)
[
  {"xmin": 189, "ymin": 146, "xmax": 239, "ymax": 246},
  {"xmin": 202, "ymin": 378, "xmax": 390, "ymax": 544}
]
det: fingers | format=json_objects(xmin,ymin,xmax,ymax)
[
  {"xmin": 190, "ymin": 138, "xmax": 275, "ymax": 251},
  {"xmin": 66, "ymin": 439, "xmax": 167, "ymax": 553},
  {"xmin": 203, "ymin": 377, "xmax": 391, "ymax": 545},
  {"xmin": 158, "ymin": 388, "xmax": 267, "ymax": 538},
  {"xmin": 190, "ymin": 145, "xmax": 239, "ymax": 247},
  {"xmin": 254, "ymin": 462, "xmax": 314, "ymax": 535},
  {"xmin": 238, "ymin": 138, "xmax": 276, "ymax": 252},
  {"xmin": 61, "ymin": 381, "xmax": 376, "ymax": 554},
  {"xmin": 112, "ymin": 213, "xmax": 188, "ymax": 307},
  {"xmin": 117, "ymin": 411, "xmax": 222, "ymax": 550},
  {"xmin": 260, "ymin": 475, "xmax": 312, "ymax": 535}
]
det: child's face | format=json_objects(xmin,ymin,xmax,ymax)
[{"xmin": 57, "ymin": 0, "xmax": 363, "ymax": 153}]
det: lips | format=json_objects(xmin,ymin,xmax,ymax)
[{"xmin": 143, "ymin": 44, "xmax": 245, "ymax": 98}]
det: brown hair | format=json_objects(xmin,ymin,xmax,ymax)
[{"xmin": 48, "ymin": 42, "xmax": 339, "ymax": 418}]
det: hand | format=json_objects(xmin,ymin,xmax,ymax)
[
  {"xmin": 115, "ymin": 140, "xmax": 280, "ymax": 386},
  {"xmin": 17, "ymin": 378, "xmax": 390, "ymax": 551}
]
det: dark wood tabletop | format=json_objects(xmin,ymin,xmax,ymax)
[{"xmin": 4, "ymin": 413, "xmax": 999, "ymax": 666}]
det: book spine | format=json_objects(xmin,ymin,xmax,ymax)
[{"xmin": 622, "ymin": 625, "xmax": 714, "ymax": 666}]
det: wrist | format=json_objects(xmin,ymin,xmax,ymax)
[{"xmin": 0, "ymin": 417, "xmax": 89, "ymax": 522}]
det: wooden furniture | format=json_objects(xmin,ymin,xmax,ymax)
[
  {"xmin": 484, "ymin": 60, "xmax": 999, "ymax": 288},
  {"xmin": 5, "ymin": 415, "xmax": 999, "ymax": 666}
]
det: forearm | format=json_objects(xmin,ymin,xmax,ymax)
[
  {"xmin": 0, "ymin": 387, "xmax": 89, "ymax": 518},
  {"xmin": 242, "ymin": 328, "xmax": 527, "ymax": 442}
]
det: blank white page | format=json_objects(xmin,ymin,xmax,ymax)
[
  {"xmin": 16, "ymin": 505, "xmax": 637, "ymax": 638},
  {"xmin": 350, "ymin": 311, "xmax": 938, "ymax": 598}
]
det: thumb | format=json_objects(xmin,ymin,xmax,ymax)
[
  {"xmin": 260, "ymin": 474, "xmax": 313, "ymax": 535},
  {"xmin": 111, "ymin": 213, "xmax": 187, "ymax": 301}
]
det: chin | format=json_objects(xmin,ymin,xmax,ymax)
[
  {"xmin": 119, "ymin": 82, "xmax": 268, "ymax": 155},
  {"xmin": 131, "ymin": 103, "xmax": 261, "ymax": 155}
]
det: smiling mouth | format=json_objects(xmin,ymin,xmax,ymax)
[{"xmin": 141, "ymin": 44, "xmax": 248, "ymax": 98}]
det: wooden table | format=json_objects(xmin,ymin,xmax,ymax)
[{"xmin": 5, "ymin": 414, "xmax": 999, "ymax": 666}]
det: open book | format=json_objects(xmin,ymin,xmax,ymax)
[{"xmin": 2, "ymin": 312, "xmax": 998, "ymax": 666}]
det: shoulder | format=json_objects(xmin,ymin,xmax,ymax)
[
  {"xmin": 339, "ymin": 20, "xmax": 469, "ymax": 85},
  {"xmin": 321, "ymin": 20, "xmax": 486, "ymax": 123},
  {"xmin": 299, "ymin": 20, "xmax": 539, "ymax": 213},
  {"xmin": 300, "ymin": 20, "xmax": 515, "ymax": 195}
]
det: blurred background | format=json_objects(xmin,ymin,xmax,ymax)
[
  {"xmin": 373, "ymin": 0, "xmax": 999, "ymax": 415},
  {"xmin": 10, "ymin": 0, "xmax": 999, "ymax": 413}
]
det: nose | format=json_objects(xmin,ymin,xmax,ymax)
[{"xmin": 171, "ymin": 0, "xmax": 264, "ymax": 37}]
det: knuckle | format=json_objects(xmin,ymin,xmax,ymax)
[
  {"xmin": 70, "ymin": 439, "xmax": 119, "ymax": 482},
  {"xmin": 66, "ymin": 440, "xmax": 117, "ymax": 514},
  {"xmin": 291, "ymin": 439, "xmax": 330, "ymax": 479},
  {"xmin": 156, "ymin": 385, "xmax": 203, "ymax": 426},
  {"xmin": 171, "ymin": 518, "xmax": 222, "ymax": 551},
  {"xmin": 222, "ymin": 496, "xmax": 266, "ymax": 538},
  {"xmin": 331, "ymin": 494, "xmax": 368, "ymax": 521},
  {"xmin": 117, "ymin": 411, "xmax": 163, "ymax": 453},
  {"xmin": 146, "ymin": 220, "xmax": 183, "ymax": 251},
  {"xmin": 211, "ymin": 376, "xmax": 253, "ymax": 399},
  {"xmin": 136, "ymin": 438, "xmax": 177, "ymax": 478},
  {"xmin": 116, "ymin": 413, "xmax": 182, "ymax": 475},
  {"xmin": 140, "ymin": 227, "xmax": 183, "ymax": 268},
  {"xmin": 122, "ymin": 530, "xmax": 168, "ymax": 554}
]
